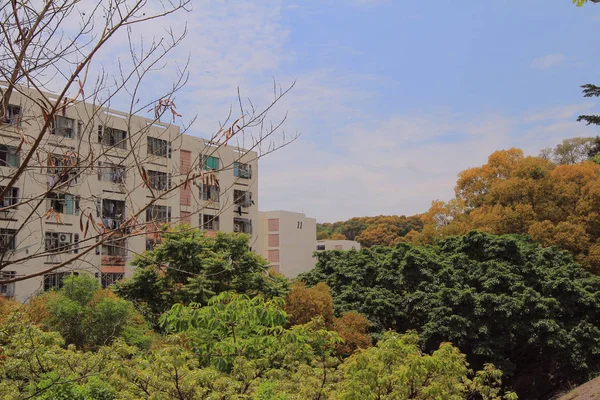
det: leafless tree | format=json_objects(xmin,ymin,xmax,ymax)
[{"xmin": 0, "ymin": 0, "xmax": 297, "ymax": 294}]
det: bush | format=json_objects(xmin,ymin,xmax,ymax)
[{"xmin": 35, "ymin": 274, "xmax": 152, "ymax": 350}]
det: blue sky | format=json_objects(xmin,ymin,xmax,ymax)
[{"xmin": 108, "ymin": 1, "xmax": 600, "ymax": 222}]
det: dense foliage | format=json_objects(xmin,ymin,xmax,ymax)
[
  {"xmin": 115, "ymin": 227, "xmax": 288, "ymax": 326},
  {"xmin": 30, "ymin": 274, "xmax": 152, "ymax": 350},
  {"xmin": 301, "ymin": 231, "xmax": 600, "ymax": 398},
  {"xmin": 410, "ymin": 148, "xmax": 600, "ymax": 271},
  {"xmin": 317, "ymin": 215, "xmax": 423, "ymax": 246},
  {"xmin": 0, "ymin": 292, "xmax": 515, "ymax": 399}
]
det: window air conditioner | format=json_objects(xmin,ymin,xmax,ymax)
[{"xmin": 58, "ymin": 234, "xmax": 71, "ymax": 247}]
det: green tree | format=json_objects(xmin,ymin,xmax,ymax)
[
  {"xmin": 0, "ymin": 293, "xmax": 513, "ymax": 399},
  {"xmin": 301, "ymin": 231, "xmax": 600, "ymax": 398},
  {"xmin": 37, "ymin": 274, "xmax": 151, "ymax": 350},
  {"xmin": 115, "ymin": 227, "xmax": 288, "ymax": 326},
  {"xmin": 539, "ymin": 137, "xmax": 594, "ymax": 165},
  {"xmin": 332, "ymin": 332, "xmax": 515, "ymax": 400},
  {"xmin": 317, "ymin": 215, "xmax": 423, "ymax": 247}
]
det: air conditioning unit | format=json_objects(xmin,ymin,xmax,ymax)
[{"xmin": 58, "ymin": 234, "xmax": 71, "ymax": 246}]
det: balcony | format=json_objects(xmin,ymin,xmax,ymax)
[{"xmin": 101, "ymin": 255, "xmax": 126, "ymax": 266}]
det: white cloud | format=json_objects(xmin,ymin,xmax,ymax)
[
  {"xmin": 74, "ymin": 1, "xmax": 598, "ymax": 223},
  {"xmin": 530, "ymin": 53, "xmax": 565, "ymax": 70},
  {"xmin": 259, "ymin": 104, "xmax": 597, "ymax": 222},
  {"xmin": 524, "ymin": 103, "xmax": 594, "ymax": 122}
]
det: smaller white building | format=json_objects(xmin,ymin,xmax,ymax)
[
  {"xmin": 256, "ymin": 210, "xmax": 317, "ymax": 277},
  {"xmin": 316, "ymin": 240, "xmax": 361, "ymax": 252}
]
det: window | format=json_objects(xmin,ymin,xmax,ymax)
[
  {"xmin": 45, "ymin": 232, "xmax": 74, "ymax": 253},
  {"xmin": 0, "ymin": 271, "xmax": 15, "ymax": 297},
  {"xmin": 268, "ymin": 249, "xmax": 279, "ymax": 263},
  {"xmin": 201, "ymin": 214, "xmax": 219, "ymax": 230},
  {"xmin": 101, "ymin": 273, "xmax": 124, "ymax": 288},
  {"xmin": 147, "ymin": 170, "xmax": 171, "ymax": 191},
  {"xmin": 203, "ymin": 155, "xmax": 220, "ymax": 170},
  {"xmin": 73, "ymin": 234, "xmax": 80, "ymax": 254},
  {"xmin": 47, "ymin": 193, "xmax": 80, "ymax": 215},
  {"xmin": 147, "ymin": 137, "xmax": 171, "ymax": 158},
  {"xmin": 199, "ymin": 183, "xmax": 219, "ymax": 202},
  {"xmin": 146, "ymin": 205, "xmax": 171, "ymax": 223},
  {"xmin": 0, "ymin": 229, "xmax": 17, "ymax": 252},
  {"xmin": 43, "ymin": 272, "xmax": 73, "ymax": 291},
  {"xmin": 234, "ymin": 190, "xmax": 253, "ymax": 207},
  {"xmin": 233, "ymin": 162, "xmax": 252, "ymax": 179},
  {"xmin": 0, "ymin": 187, "xmax": 19, "ymax": 208},
  {"xmin": 102, "ymin": 239, "xmax": 127, "ymax": 256},
  {"xmin": 52, "ymin": 116, "xmax": 75, "ymax": 138},
  {"xmin": 268, "ymin": 218, "xmax": 279, "ymax": 232},
  {"xmin": 233, "ymin": 217, "xmax": 252, "ymax": 234},
  {"xmin": 4, "ymin": 104, "xmax": 22, "ymax": 126},
  {"xmin": 268, "ymin": 234, "xmax": 279, "ymax": 247},
  {"xmin": 96, "ymin": 199, "xmax": 126, "ymax": 229},
  {"xmin": 98, "ymin": 126, "xmax": 128, "ymax": 149},
  {"xmin": 47, "ymin": 153, "xmax": 79, "ymax": 185},
  {"xmin": 316, "ymin": 244, "xmax": 326, "ymax": 251},
  {"xmin": 0, "ymin": 145, "xmax": 19, "ymax": 168},
  {"xmin": 97, "ymin": 162, "xmax": 126, "ymax": 184}
]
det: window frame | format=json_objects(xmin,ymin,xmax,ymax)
[
  {"xmin": 201, "ymin": 214, "xmax": 220, "ymax": 231},
  {"xmin": 52, "ymin": 115, "xmax": 76, "ymax": 138},
  {"xmin": 98, "ymin": 125, "xmax": 128, "ymax": 149},
  {"xmin": 4, "ymin": 104, "xmax": 22, "ymax": 126},
  {"xmin": 147, "ymin": 169, "xmax": 171, "ymax": 191},
  {"xmin": 43, "ymin": 272, "xmax": 74, "ymax": 291},
  {"xmin": 203, "ymin": 155, "xmax": 220, "ymax": 170},
  {"xmin": 101, "ymin": 272, "xmax": 124, "ymax": 288},
  {"xmin": 233, "ymin": 217, "xmax": 252, "ymax": 234},
  {"xmin": 0, "ymin": 145, "xmax": 20, "ymax": 168},
  {"xmin": 97, "ymin": 161, "xmax": 126, "ymax": 184},
  {"xmin": 101, "ymin": 238, "xmax": 127, "ymax": 256},
  {"xmin": 0, "ymin": 229, "xmax": 17, "ymax": 252},
  {"xmin": 47, "ymin": 192, "xmax": 80, "ymax": 215},
  {"xmin": 233, "ymin": 162, "xmax": 252, "ymax": 179},
  {"xmin": 145, "ymin": 205, "xmax": 171, "ymax": 223},
  {"xmin": 147, "ymin": 136, "xmax": 172, "ymax": 158},
  {"xmin": 0, "ymin": 186, "xmax": 19, "ymax": 208},
  {"xmin": 44, "ymin": 231, "xmax": 74, "ymax": 253},
  {"xmin": 0, "ymin": 271, "xmax": 16, "ymax": 297},
  {"xmin": 199, "ymin": 183, "xmax": 220, "ymax": 202}
]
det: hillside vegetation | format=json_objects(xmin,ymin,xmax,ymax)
[{"xmin": 301, "ymin": 231, "xmax": 600, "ymax": 399}]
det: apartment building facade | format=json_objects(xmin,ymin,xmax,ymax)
[
  {"xmin": 256, "ymin": 210, "xmax": 317, "ymax": 277},
  {"xmin": 0, "ymin": 86, "xmax": 258, "ymax": 301}
]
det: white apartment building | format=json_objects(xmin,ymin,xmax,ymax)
[
  {"xmin": 256, "ymin": 210, "xmax": 316, "ymax": 277},
  {"xmin": 316, "ymin": 240, "xmax": 361, "ymax": 252},
  {"xmin": 0, "ymin": 86, "xmax": 258, "ymax": 301}
]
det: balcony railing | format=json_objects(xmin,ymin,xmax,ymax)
[{"xmin": 101, "ymin": 255, "xmax": 126, "ymax": 266}]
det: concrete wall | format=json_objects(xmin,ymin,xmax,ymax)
[{"xmin": 257, "ymin": 210, "xmax": 317, "ymax": 278}]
